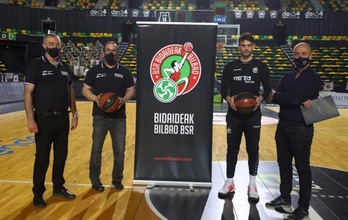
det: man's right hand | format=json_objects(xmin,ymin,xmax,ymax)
[
  {"xmin": 27, "ymin": 118, "xmax": 39, "ymax": 133},
  {"xmin": 226, "ymin": 96, "xmax": 237, "ymax": 111}
]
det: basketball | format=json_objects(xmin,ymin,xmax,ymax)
[
  {"xmin": 98, "ymin": 92, "xmax": 120, "ymax": 113},
  {"xmin": 183, "ymin": 42, "xmax": 193, "ymax": 52},
  {"xmin": 234, "ymin": 92, "xmax": 257, "ymax": 114}
]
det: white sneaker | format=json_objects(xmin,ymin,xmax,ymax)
[
  {"xmin": 248, "ymin": 184, "xmax": 259, "ymax": 203},
  {"xmin": 218, "ymin": 179, "xmax": 235, "ymax": 199}
]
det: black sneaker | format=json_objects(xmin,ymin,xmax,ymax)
[
  {"xmin": 114, "ymin": 182, "xmax": 124, "ymax": 190},
  {"xmin": 33, "ymin": 196, "xmax": 46, "ymax": 208},
  {"xmin": 287, "ymin": 206, "xmax": 309, "ymax": 220},
  {"xmin": 53, "ymin": 187, "xmax": 76, "ymax": 199},
  {"xmin": 265, "ymin": 196, "xmax": 291, "ymax": 208}
]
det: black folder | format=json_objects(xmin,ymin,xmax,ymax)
[{"xmin": 300, "ymin": 95, "xmax": 340, "ymax": 125}]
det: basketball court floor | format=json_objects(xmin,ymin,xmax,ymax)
[{"xmin": 0, "ymin": 101, "xmax": 347, "ymax": 219}]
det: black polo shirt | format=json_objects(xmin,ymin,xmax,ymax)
[
  {"xmin": 25, "ymin": 55, "xmax": 73, "ymax": 112},
  {"xmin": 83, "ymin": 62, "xmax": 134, "ymax": 118}
]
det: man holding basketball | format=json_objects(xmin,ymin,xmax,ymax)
[
  {"xmin": 266, "ymin": 42, "xmax": 322, "ymax": 219},
  {"xmin": 219, "ymin": 32, "xmax": 271, "ymax": 203},
  {"xmin": 82, "ymin": 41, "xmax": 135, "ymax": 192}
]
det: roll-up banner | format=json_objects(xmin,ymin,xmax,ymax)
[{"xmin": 134, "ymin": 22, "xmax": 217, "ymax": 187}]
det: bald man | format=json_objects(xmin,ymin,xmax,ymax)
[{"xmin": 266, "ymin": 42, "xmax": 322, "ymax": 220}]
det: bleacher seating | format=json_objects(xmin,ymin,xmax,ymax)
[
  {"xmin": 60, "ymin": 40, "xmax": 103, "ymax": 77},
  {"xmin": 142, "ymin": 0, "xmax": 193, "ymax": 10},
  {"xmin": 284, "ymin": 0, "xmax": 316, "ymax": 11},
  {"xmin": 312, "ymin": 46, "xmax": 348, "ymax": 80},
  {"xmin": 0, "ymin": 61, "xmax": 6, "ymax": 72},
  {"xmin": 73, "ymin": 0, "xmax": 96, "ymax": 9},
  {"xmin": 27, "ymin": 0, "xmax": 45, "ymax": 8},
  {"xmin": 226, "ymin": 0, "xmax": 262, "ymax": 11},
  {"xmin": 59, "ymin": 40, "xmax": 132, "ymax": 78},
  {"xmin": 108, "ymin": 0, "xmax": 122, "ymax": 10},
  {"xmin": 215, "ymin": 45, "xmax": 293, "ymax": 81},
  {"xmin": 119, "ymin": 43, "xmax": 137, "ymax": 76},
  {"xmin": 0, "ymin": 0, "xmax": 347, "ymax": 89},
  {"xmin": 280, "ymin": 44, "xmax": 348, "ymax": 81},
  {"xmin": 29, "ymin": 39, "xmax": 347, "ymax": 90},
  {"xmin": 214, "ymin": 44, "xmax": 348, "ymax": 89},
  {"xmin": 0, "ymin": 33, "xmax": 347, "ymax": 91},
  {"xmin": 318, "ymin": 0, "xmax": 348, "ymax": 12},
  {"xmin": 2, "ymin": 0, "xmax": 347, "ymax": 11}
]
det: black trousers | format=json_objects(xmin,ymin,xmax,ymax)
[
  {"xmin": 32, "ymin": 113, "xmax": 69, "ymax": 196},
  {"xmin": 226, "ymin": 110, "xmax": 261, "ymax": 178},
  {"xmin": 275, "ymin": 120, "xmax": 314, "ymax": 209}
]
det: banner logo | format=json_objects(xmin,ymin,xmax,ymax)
[
  {"xmin": 110, "ymin": 9, "xmax": 128, "ymax": 17},
  {"xmin": 89, "ymin": 9, "xmax": 107, "ymax": 17},
  {"xmin": 131, "ymin": 9, "xmax": 140, "ymax": 17},
  {"xmin": 282, "ymin": 11, "xmax": 301, "ymax": 19},
  {"xmin": 234, "ymin": 10, "xmax": 242, "ymax": 19},
  {"xmin": 143, "ymin": 9, "xmax": 151, "ymax": 17},
  {"xmin": 305, "ymin": 11, "xmax": 324, "ymax": 19},
  {"xmin": 246, "ymin": 10, "xmax": 254, "ymax": 18},
  {"xmin": 150, "ymin": 43, "xmax": 201, "ymax": 103},
  {"xmin": 158, "ymin": 11, "xmax": 171, "ymax": 22},
  {"xmin": 258, "ymin": 10, "xmax": 266, "ymax": 19},
  {"xmin": 270, "ymin": 10, "xmax": 278, "ymax": 19}
]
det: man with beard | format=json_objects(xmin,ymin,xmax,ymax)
[{"xmin": 82, "ymin": 41, "xmax": 135, "ymax": 192}]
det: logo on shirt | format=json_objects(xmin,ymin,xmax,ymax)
[
  {"xmin": 233, "ymin": 76, "xmax": 251, "ymax": 81},
  {"xmin": 96, "ymin": 73, "xmax": 107, "ymax": 78},
  {"xmin": 252, "ymin": 67, "xmax": 259, "ymax": 74},
  {"xmin": 233, "ymin": 75, "xmax": 254, "ymax": 84},
  {"xmin": 114, "ymin": 73, "xmax": 123, "ymax": 78},
  {"xmin": 61, "ymin": 71, "xmax": 69, "ymax": 76},
  {"xmin": 42, "ymin": 70, "xmax": 54, "ymax": 76},
  {"xmin": 150, "ymin": 43, "xmax": 201, "ymax": 103}
]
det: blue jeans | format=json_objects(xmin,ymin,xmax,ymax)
[{"xmin": 89, "ymin": 116, "xmax": 126, "ymax": 185}]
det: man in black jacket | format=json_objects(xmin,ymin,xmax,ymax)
[{"xmin": 266, "ymin": 42, "xmax": 322, "ymax": 220}]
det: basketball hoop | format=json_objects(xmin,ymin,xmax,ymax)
[
  {"xmin": 216, "ymin": 42, "xmax": 225, "ymax": 49},
  {"xmin": 216, "ymin": 42, "xmax": 225, "ymax": 53}
]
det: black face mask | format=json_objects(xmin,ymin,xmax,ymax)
[
  {"xmin": 104, "ymin": 53, "xmax": 117, "ymax": 65},
  {"xmin": 46, "ymin": 47, "xmax": 60, "ymax": 58},
  {"xmin": 293, "ymin": 57, "xmax": 310, "ymax": 68}
]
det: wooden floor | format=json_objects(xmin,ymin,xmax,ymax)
[{"xmin": 0, "ymin": 101, "xmax": 347, "ymax": 219}]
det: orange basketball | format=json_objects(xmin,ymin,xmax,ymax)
[
  {"xmin": 183, "ymin": 42, "xmax": 193, "ymax": 52},
  {"xmin": 98, "ymin": 92, "xmax": 120, "ymax": 113},
  {"xmin": 234, "ymin": 92, "xmax": 257, "ymax": 114}
]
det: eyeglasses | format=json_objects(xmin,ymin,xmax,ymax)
[{"xmin": 104, "ymin": 49, "xmax": 117, "ymax": 53}]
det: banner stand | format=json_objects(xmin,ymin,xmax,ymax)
[{"xmin": 134, "ymin": 22, "xmax": 217, "ymax": 188}]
